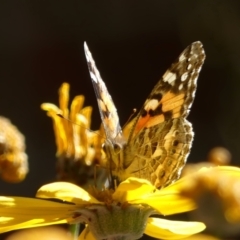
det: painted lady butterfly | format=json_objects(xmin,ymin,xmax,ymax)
[{"xmin": 84, "ymin": 42, "xmax": 205, "ymax": 189}]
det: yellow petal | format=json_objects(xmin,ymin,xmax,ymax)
[
  {"xmin": 144, "ymin": 218, "xmax": 206, "ymax": 239},
  {"xmin": 182, "ymin": 233, "xmax": 220, "ymax": 240},
  {"xmin": 131, "ymin": 194, "xmax": 196, "ymax": 215},
  {"xmin": 208, "ymin": 166, "xmax": 240, "ymax": 176},
  {"xmin": 78, "ymin": 227, "xmax": 96, "ymax": 240},
  {"xmin": 139, "ymin": 167, "xmax": 240, "ymax": 215},
  {"xmin": 0, "ymin": 196, "xmax": 73, "ymax": 210},
  {"xmin": 0, "ymin": 196, "xmax": 74, "ymax": 218},
  {"xmin": 40, "ymin": 102, "xmax": 68, "ymax": 156},
  {"xmin": 0, "ymin": 197, "xmax": 74, "ymax": 233},
  {"xmin": 113, "ymin": 177, "xmax": 195, "ymax": 215},
  {"xmin": 70, "ymin": 95, "xmax": 85, "ymax": 121},
  {"xmin": 80, "ymin": 106, "xmax": 93, "ymax": 129},
  {"xmin": 36, "ymin": 182, "xmax": 101, "ymax": 205},
  {"xmin": 132, "ymin": 191, "xmax": 196, "ymax": 215},
  {"xmin": 165, "ymin": 166, "xmax": 240, "ymax": 193},
  {"xmin": 5, "ymin": 226, "xmax": 74, "ymax": 240},
  {"xmin": 59, "ymin": 83, "xmax": 70, "ymax": 117},
  {"xmin": 41, "ymin": 103, "xmax": 61, "ymax": 113},
  {"xmin": 113, "ymin": 177, "xmax": 155, "ymax": 202},
  {"xmin": 0, "ymin": 218, "xmax": 66, "ymax": 233}
]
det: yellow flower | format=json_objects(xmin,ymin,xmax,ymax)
[
  {"xmin": 0, "ymin": 116, "xmax": 28, "ymax": 183},
  {"xmin": 183, "ymin": 233, "xmax": 220, "ymax": 240},
  {"xmin": 179, "ymin": 165, "xmax": 240, "ymax": 238},
  {"xmin": 41, "ymin": 83, "xmax": 104, "ymax": 186},
  {"xmin": 182, "ymin": 147, "xmax": 231, "ymax": 175},
  {"xmin": 0, "ymin": 170, "xmax": 209, "ymax": 240}
]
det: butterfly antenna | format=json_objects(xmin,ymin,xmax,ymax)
[
  {"xmin": 120, "ymin": 108, "xmax": 137, "ymax": 132},
  {"xmin": 56, "ymin": 113, "xmax": 104, "ymax": 138}
]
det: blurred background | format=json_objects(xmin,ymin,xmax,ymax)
[{"xmin": 0, "ymin": 0, "xmax": 240, "ymax": 239}]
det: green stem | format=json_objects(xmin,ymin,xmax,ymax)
[{"xmin": 69, "ymin": 223, "xmax": 80, "ymax": 240}]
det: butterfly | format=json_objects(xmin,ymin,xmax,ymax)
[{"xmin": 84, "ymin": 42, "xmax": 205, "ymax": 189}]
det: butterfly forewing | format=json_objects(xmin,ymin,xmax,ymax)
[
  {"xmin": 84, "ymin": 42, "xmax": 205, "ymax": 188},
  {"xmin": 122, "ymin": 42, "xmax": 205, "ymax": 188},
  {"xmin": 127, "ymin": 42, "xmax": 205, "ymax": 141},
  {"xmin": 84, "ymin": 42, "xmax": 123, "ymax": 143}
]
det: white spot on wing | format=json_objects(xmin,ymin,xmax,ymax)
[
  {"xmin": 181, "ymin": 72, "xmax": 188, "ymax": 81},
  {"xmin": 179, "ymin": 53, "xmax": 186, "ymax": 62},
  {"xmin": 84, "ymin": 42, "xmax": 104, "ymax": 85},
  {"xmin": 162, "ymin": 71, "xmax": 177, "ymax": 86},
  {"xmin": 90, "ymin": 71, "xmax": 98, "ymax": 83},
  {"xmin": 187, "ymin": 64, "xmax": 192, "ymax": 70},
  {"xmin": 178, "ymin": 83, "xmax": 183, "ymax": 90},
  {"xmin": 145, "ymin": 99, "xmax": 159, "ymax": 111}
]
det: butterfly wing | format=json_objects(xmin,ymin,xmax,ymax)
[
  {"xmin": 121, "ymin": 42, "xmax": 205, "ymax": 188},
  {"xmin": 84, "ymin": 43, "xmax": 127, "ymax": 185},
  {"xmin": 84, "ymin": 43, "xmax": 123, "ymax": 144}
]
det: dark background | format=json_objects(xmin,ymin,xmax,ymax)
[{"xmin": 0, "ymin": 0, "xmax": 240, "ymax": 238}]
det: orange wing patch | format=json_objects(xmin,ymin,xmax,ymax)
[
  {"xmin": 134, "ymin": 91, "xmax": 185, "ymax": 133},
  {"xmin": 134, "ymin": 114, "xmax": 165, "ymax": 133},
  {"xmin": 160, "ymin": 92, "xmax": 185, "ymax": 117}
]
